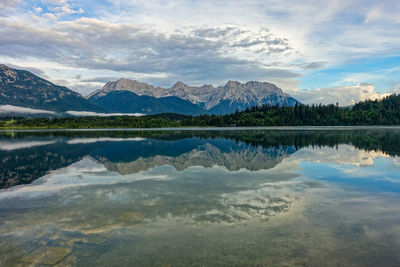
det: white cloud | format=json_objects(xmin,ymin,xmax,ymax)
[
  {"xmin": 33, "ymin": 7, "xmax": 42, "ymax": 14},
  {"xmin": 42, "ymin": 0, "xmax": 67, "ymax": 4},
  {"xmin": 0, "ymin": 140, "xmax": 56, "ymax": 151},
  {"xmin": 43, "ymin": 12, "xmax": 56, "ymax": 19},
  {"xmin": 0, "ymin": 157, "xmax": 171, "ymax": 199},
  {"xmin": 0, "ymin": 105, "xmax": 145, "ymax": 117},
  {"xmin": 291, "ymin": 83, "xmax": 390, "ymax": 105},
  {"xmin": 0, "ymin": 16, "xmax": 299, "ymax": 88},
  {"xmin": 33, "ymin": 1, "xmax": 84, "ymax": 19},
  {"xmin": 364, "ymin": 3, "xmax": 400, "ymax": 24},
  {"xmin": 0, "ymin": 0, "xmax": 399, "ymax": 102},
  {"xmin": 67, "ymin": 137, "xmax": 146, "ymax": 145},
  {"xmin": 391, "ymin": 83, "xmax": 400, "ymax": 94},
  {"xmin": 0, "ymin": 0, "xmax": 19, "ymax": 11},
  {"xmin": 65, "ymin": 111, "xmax": 145, "ymax": 116},
  {"xmin": 294, "ymin": 145, "xmax": 390, "ymax": 167},
  {"xmin": 0, "ymin": 104, "xmax": 57, "ymax": 114}
]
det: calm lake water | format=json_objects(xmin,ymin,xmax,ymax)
[{"xmin": 0, "ymin": 128, "xmax": 400, "ymax": 266}]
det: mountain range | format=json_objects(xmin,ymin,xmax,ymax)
[
  {"xmin": 0, "ymin": 64, "xmax": 299, "ymax": 116},
  {"xmin": 88, "ymin": 78, "xmax": 299, "ymax": 115}
]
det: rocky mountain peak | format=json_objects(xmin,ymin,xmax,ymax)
[
  {"xmin": 0, "ymin": 65, "xmax": 104, "ymax": 112},
  {"xmin": 225, "ymin": 80, "xmax": 242, "ymax": 88},
  {"xmin": 0, "ymin": 64, "xmax": 39, "ymax": 86},
  {"xmin": 172, "ymin": 81, "xmax": 188, "ymax": 88},
  {"xmin": 88, "ymin": 77, "xmax": 299, "ymax": 114},
  {"xmin": 94, "ymin": 78, "xmax": 159, "ymax": 98},
  {"xmin": 0, "ymin": 64, "xmax": 17, "ymax": 75},
  {"xmin": 0, "ymin": 64, "xmax": 10, "ymax": 70},
  {"xmin": 115, "ymin": 78, "xmax": 152, "ymax": 90}
]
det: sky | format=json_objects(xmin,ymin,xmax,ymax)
[{"xmin": 0, "ymin": 0, "xmax": 399, "ymax": 105}]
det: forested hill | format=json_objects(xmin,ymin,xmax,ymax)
[
  {"xmin": 0, "ymin": 64, "xmax": 105, "ymax": 113},
  {"xmin": 1, "ymin": 94, "xmax": 399, "ymax": 128},
  {"xmin": 187, "ymin": 93, "xmax": 400, "ymax": 126}
]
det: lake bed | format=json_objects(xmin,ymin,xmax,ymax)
[{"xmin": 1, "ymin": 128, "xmax": 400, "ymax": 266}]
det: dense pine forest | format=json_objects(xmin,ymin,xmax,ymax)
[{"xmin": 1, "ymin": 94, "xmax": 399, "ymax": 129}]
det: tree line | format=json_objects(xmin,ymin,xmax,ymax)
[{"xmin": 1, "ymin": 94, "xmax": 399, "ymax": 129}]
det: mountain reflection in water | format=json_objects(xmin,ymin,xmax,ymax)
[
  {"xmin": 0, "ymin": 129, "xmax": 399, "ymax": 266},
  {"xmin": 1, "ymin": 129, "xmax": 399, "ymax": 188}
]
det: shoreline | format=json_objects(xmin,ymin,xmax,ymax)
[{"xmin": 1, "ymin": 125, "xmax": 400, "ymax": 132}]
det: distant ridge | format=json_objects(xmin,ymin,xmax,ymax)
[{"xmin": 89, "ymin": 90, "xmax": 207, "ymax": 115}]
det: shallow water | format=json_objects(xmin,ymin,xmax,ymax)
[{"xmin": 0, "ymin": 128, "xmax": 400, "ymax": 266}]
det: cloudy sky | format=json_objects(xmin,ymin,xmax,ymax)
[{"xmin": 1, "ymin": 0, "xmax": 399, "ymax": 105}]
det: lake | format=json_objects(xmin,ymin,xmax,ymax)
[{"xmin": 0, "ymin": 128, "xmax": 400, "ymax": 266}]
